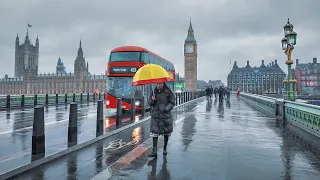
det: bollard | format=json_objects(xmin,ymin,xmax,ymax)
[
  {"xmin": 6, "ymin": 95, "xmax": 10, "ymax": 109},
  {"xmin": 175, "ymin": 93, "xmax": 178, "ymax": 106},
  {"xmin": 68, "ymin": 103, "xmax": 78, "ymax": 147},
  {"xmin": 96, "ymin": 100, "xmax": 104, "ymax": 137},
  {"xmin": 99, "ymin": 93, "xmax": 101, "ymax": 100},
  {"xmin": 21, "ymin": 94, "xmax": 25, "ymax": 107},
  {"xmin": 34, "ymin": 94, "xmax": 38, "ymax": 106},
  {"xmin": 87, "ymin": 93, "xmax": 90, "ymax": 102},
  {"xmin": 141, "ymin": 96, "xmax": 145, "ymax": 117},
  {"xmin": 73, "ymin": 93, "xmax": 76, "ymax": 102},
  {"xmin": 80, "ymin": 93, "xmax": 83, "ymax": 102},
  {"xmin": 179, "ymin": 93, "xmax": 181, "ymax": 105},
  {"xmin": 55, "ymin": 94, "xmax": 58, "ymax": 104},
  {"xmin": 187, "ymin": 92, "xmax": 189, "ymax": 102},
  {"xmin": 65, "ymin": 94, "xmax": 67, "ymax": 103},
  {"xmin": 93, "ymin": 93, "xmax": 96, "ymax": 101},
  {"xmin": 45, "ymin": 94, "xmax": 49, "ymax": 105},
  {"xmin": 130, "ymin": 97, "xmax": 135, "ymax": 122},
  {"xmin": 116, "ymin": 98, "xmax": 122, "ymax": 127},
  {"xmin": 32, "ymin": 106, "xmax": 45, "ymax": 160}
]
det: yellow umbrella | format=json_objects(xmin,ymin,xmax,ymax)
[{"xmin": 132, "ymin": 64, "xmax": 172, "ymax": 86}]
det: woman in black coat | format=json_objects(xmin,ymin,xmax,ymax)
[{"xmin": 148, "ymin": 82, "xmax": 175, "ymax": 157}]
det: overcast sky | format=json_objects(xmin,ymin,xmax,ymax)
[{"xmin": 1, "ymin": 0, "xmax": 320, "ymax": 84}]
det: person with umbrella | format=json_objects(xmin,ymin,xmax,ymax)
[
  {"xmin": 132, "ymin": 64, "xmax": 175, "ymax": 157},
  {"xmin": 148, "ymin": 82, "xmax": 175, "ymax": 157}
]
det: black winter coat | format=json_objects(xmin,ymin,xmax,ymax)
[{"xmin": 149, "ymin": 87, "xmax": 175, "ymax": 135}]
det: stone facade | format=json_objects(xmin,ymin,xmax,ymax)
[
  {"xmin": 207, "ymin": 80, "xmax": 224, "ymax": 89},
  {"xmin": 184, "ymin": 20, "xmax": 198, "ymax": 92},
  {"xmin": 0, "ymin": 33, "xmax": 107, "ymax": 95},
  {"xmin": 227, "ymin": 60, "xmax": 285, "ymax": 94},
  {"xmin": 295, "ymin": 58, "xmax": 320, "ymax": 96}
]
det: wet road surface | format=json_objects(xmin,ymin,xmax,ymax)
[
  {"xmin": 8, "ymin": 99, "xmax": 203, "ymax": 180},
  {"xmin": 7, "ymin": 96, "xmax": 320, "ymax": 180},
  {"xmin": 0, "ymin": 102, "xmax": 116, "ymax": 175}
]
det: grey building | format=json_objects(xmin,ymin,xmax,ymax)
[
  {"xmin": 0, "ymin": 31, "xmax": 106, "ymax": 95},
  {"xmin": 295, "ymin": 58, "xmax": 320, "ymax": 95},
  {"xmin": 227, "ymin": 60, "xmax": 285, "ymax": 94},
  {"xmin": 56, "ymin": 57, "xmax": 66, "ymax": 75},
  {"xmin": 207, "ymin": 80, "xmax": 224, "ymax": 89},
  {"xmin": 15, "ymin": 32, "xmax": 39, "ymax": 78}
]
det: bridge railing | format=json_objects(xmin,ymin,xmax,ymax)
[
  {"xmin": 0, "ymin": 93, "xmax": 106, "ymax": 110},
  {"xmin": 241, "ymin": 93, "xmax": 277, "ymax": 115},
  {"xmin": 241, "ymin": 93, "xmax": 320, "ymax": 138}
]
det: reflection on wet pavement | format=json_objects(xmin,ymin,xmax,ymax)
[
  {"xmin": 9, "ymin": 99, "xmax": 202, "ymax": 180},
  {"xmin": 7, "ymin": 96, "xmax": 320, "ymax": 180},
  {"xmin": 0, "ymin": 102, "xmax": 116, "ymax": 175},
  {"xmin": 109, "ymin": 97, "xmax": 320, "ymax": 180}
]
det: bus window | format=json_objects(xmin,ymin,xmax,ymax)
[
  {"xmin": 109, "ymin": 52, "xmax": 141, "ymax": 62},
  {"xmin": 141, "ymin": 52, "xmax": 149, "ymax": 63}
]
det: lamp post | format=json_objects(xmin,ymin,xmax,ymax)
[{"xmin": 281, "ymin": 18, "xmax": 297, "ymax": 101}]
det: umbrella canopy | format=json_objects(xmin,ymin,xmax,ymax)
[{"xmin": 132, "ymin": 64, "xmax": 171, "ymax": 86}]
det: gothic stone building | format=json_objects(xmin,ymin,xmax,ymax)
[
  {"xmin": 227, "ymin": 60, "xmax": 285, "ymax": 94},
  {"xmin": 0, "ymin": 32, "xmax": 107, "ymax": 95},
  {"xmin": 184, "ymin": 20, "xmax": 198, "ymax": 92}
]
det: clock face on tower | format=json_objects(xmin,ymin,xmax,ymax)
[{"xmin": 186, "ymin": 45, "xmax": 193, "ymax": 53}]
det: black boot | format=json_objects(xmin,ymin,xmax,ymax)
[
  {"xmin": 163, "ymin": 135, "xmax": 169, "ymax": 155},
  {"xmin": 148, "ymin": 137, "xmax": 158, "ymax": 157}
]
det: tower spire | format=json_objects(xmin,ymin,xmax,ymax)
[
  {"xmin": 77, "ymin": 39, "xmax": 84, "ymax": 57},
  {"xmin": 188, "ymin": 17, "xmax": 193, "ymax": 31}
]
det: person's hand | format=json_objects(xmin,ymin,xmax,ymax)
[{"xmin": 152, "ymin": 95, "xmax": 156, "ymax": 101}]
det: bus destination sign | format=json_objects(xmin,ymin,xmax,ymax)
[{"xmin": 110, "ymin": 66, "xmax": 138, "ymax": 74}]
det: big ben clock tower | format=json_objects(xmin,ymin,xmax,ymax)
[{"xmin": 184, "ymin": 19, "xmax": 197, "ymax": 92}]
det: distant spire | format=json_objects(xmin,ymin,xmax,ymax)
[
  {"xmin": 25, "ymin": 31, "xmax": 30, "ymax": 43},
  {"xmin": 77, "ymin": 39, "xmax": 84, "ymax": 57},
  {"xmin": 232, "ymin": 61, "xmax": 239, "ymax": 69},
  {"xmin": 188, "ymin": 17, "xmax": 193, "ymax": 31}
]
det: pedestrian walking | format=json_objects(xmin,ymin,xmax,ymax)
[
  {"xmin": 237, "ymin": 88, "xmax": 241, "ymax": 97},
  {"xmin": 148, "ymin": 82, "xmax": 175, "ymax": 157},
  {"xmin": 205, "ymin": 86, "xmax": 212, "ymax": 103},
  {"xmin": 214, "ymin": 87, "xmax": 218, "ymax": 98}
]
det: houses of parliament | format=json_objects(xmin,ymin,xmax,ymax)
[{"xmin": 0, "ymin": 31, "xmax": 107, "ymax": 95}]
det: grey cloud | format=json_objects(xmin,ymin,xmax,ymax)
[{"xmin": 1, "ymin": 0, "xmax": 320, "ymax": 83}]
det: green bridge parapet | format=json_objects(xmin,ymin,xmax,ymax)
[{"xmin": 241, "ymin": 93, "xmax": 320, "ymax": 138}]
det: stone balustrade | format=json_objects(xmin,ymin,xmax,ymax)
[{"xmin": 241, "ymin": 93, "xmax": 320, "ymax": 138}]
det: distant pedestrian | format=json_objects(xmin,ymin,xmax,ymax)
[
  {"xmin": 237, "ymin": 88, "xmax": 241, "ymax": 97},
  {"xmin": 148, "ymin": 82, "xmax": 175, "ymax": 157},
  {"xmin": 218, "ymin": 86, "xmax": 225, "ymax": 102},
  {"xmin": 214, "ymin": 88, "xmax": 218, "ymax": 98},
  {"xmin": 205, "ymin": 86, "xmax": 212, "ymax": 102},
  {"xmin": 226, "ymin": 87, "xmax": 231, "ymax": 99},
  {"xmin": 210, "ymin": 86, "xmax": 214, "ymax": 98}
]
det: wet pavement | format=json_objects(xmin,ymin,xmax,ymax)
[
  {"xmin": 104, "ymin": 97, "xmax": 320, "ymax": 180},
  {"xmin": 0, "ymin": 102, "xmax": 116, "ymax": 175},
  {"xmin": 8, "ymin": 99, "xmax": 203, "ymax": 180},
  {"xmin": 6, "ymin": 96, "xmax": 320, "ymax": 180}
]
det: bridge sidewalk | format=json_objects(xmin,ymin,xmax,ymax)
[
  {"xmin": 8, "ymin": 97, "xmax": 320, "ymax": 180},
  {"xmin": 7, "ymin": 98, "xmax": 204, "ymax": 180},
  {"xmin": 94, "ymin": 97, "xmax": 320, "ymax": 180}
]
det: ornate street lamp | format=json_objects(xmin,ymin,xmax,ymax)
[{"xmin": 281, "ymin": 18, "xmax": 297, "ymax": 101}]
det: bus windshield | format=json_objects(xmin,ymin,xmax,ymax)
[
  {"xmin": 107, "ymin": 77, "xmax": 134, "ymax": 98},
  {"xmin": 109, "ymin": 52, "xmax": 141, "ymax": 62}
]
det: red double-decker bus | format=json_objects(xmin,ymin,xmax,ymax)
[{"xmin": 106, "ymin": 46, "xmax": 176, "ymax": 111}]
